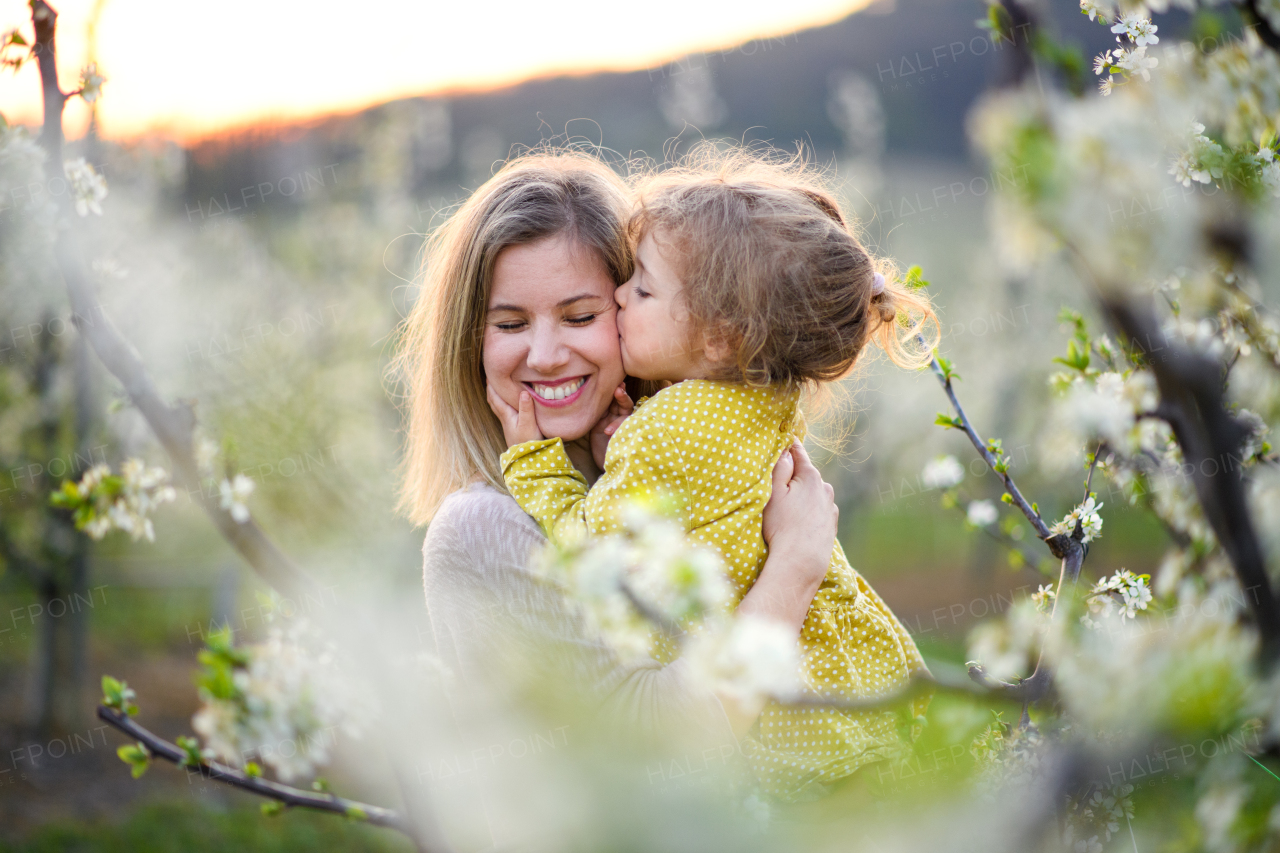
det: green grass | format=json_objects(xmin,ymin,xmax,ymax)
[{"xmin": 0, "ymin": 800, "xmax": 414, "ymax": 853}]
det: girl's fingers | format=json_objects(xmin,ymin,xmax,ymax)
[
  {"xmin": 614, "ymin": 384, "xmax": 635, "ymax": 413},
  {"xmin": 517, "ymin": 391, "xmax": 536, "ymax": 433}
]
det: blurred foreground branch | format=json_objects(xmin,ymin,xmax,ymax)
[
  {"xmin": 96, "ymin": 705, "xmax": 427, "ymax": 848},
  {"xmin": 1096, "ymin": 292, "xmax": 1280, "ymax": 663}
]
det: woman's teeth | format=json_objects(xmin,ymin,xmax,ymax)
[{"xmin": 530, "ymin": 377, "xmax": 585, "ymax": 401}]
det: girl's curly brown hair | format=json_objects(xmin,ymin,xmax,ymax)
[{"xmin": 630, "ymin": 143, "xmax": 939, "ymax": 389}]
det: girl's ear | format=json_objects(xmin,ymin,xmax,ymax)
[{"xmin": 701, "ymin": 323, "xmax": 735, "ymax": 368}]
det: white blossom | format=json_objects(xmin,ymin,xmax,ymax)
[
  {"xmin": 1032, "ymin": 583, "xmax": 1057, "ymax": 614},
  {"xmin": 1050, "ymin": 496, "xmax": 1104, "ymax": 543},
  {"xmin": 63, "ymin": 157, "xmax": 107, "ymax": 216},
  {"xmin": 1111, "ymin": 15, "xmax": 1158, "ymax": 47},
  {"xmin": 192, "ymin": 616, "xmax": 370, "ymax": 782},
  {"xmin": 219, "ymin": 474, "xmax": 255, "ymax": 523},
  {"xmin": 967, "ymin": 598, "xmax": 1048, "ymax": 681},
  {"xmin": 63, "ymin": 459, "xmax": 176, "ymax": 542},
  {"xmin": 1087, "ymin": 569, "xmax": 1152, "ymax": 620},
  {"xmin": 922, "ymin": 455, "xmax": 965, "ymax": 489},
  {"xmin": 688, "ymin": 615, "xmax": 801, "ymax": 704},
  {"xmin": 78, "ymin": 62, "xmax": 105, "ymax": 103},
  {"xmin": 966, "ymin": 499, "xmax": 998, "ymax": 527},
  {"xmin": 1112, "ymin": 45, "xmax": 1157, "ymax": 82}
]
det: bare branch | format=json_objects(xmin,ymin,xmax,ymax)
[
  {"xmin": 778, "ymin": 661, "xmax": 994, "ymax": 712},
  {"xmin": 96, "ymin": 706, "xmax": 435, "ymax": 850},
  {"xmin": 617, "ymin": 578, "xmax": 686, "ymax": 639},
  {"xmin": 925, "ymin": 352, "xmax": 1056, "ymax": 546}
]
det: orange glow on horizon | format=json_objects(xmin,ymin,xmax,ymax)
[{"xmin": 0, "ymin": 0, "xmax": 874, "ymax": 143}]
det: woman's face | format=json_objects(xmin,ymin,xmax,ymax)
[{"xmin": 482, "ymin": 235, "xmax": 625, "ymax": 442}]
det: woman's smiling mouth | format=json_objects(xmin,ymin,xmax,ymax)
[{"xmin": 524, "ymin": 376, "xmax": 588, "ymax": 405}]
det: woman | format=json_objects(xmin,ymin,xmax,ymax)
[{"xmin": 396, "ymin": 150, "xmax": 837, "ymax": 768}]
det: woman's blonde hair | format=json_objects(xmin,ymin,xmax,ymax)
[
  {"xmin": 392, "ymin": 151, "xmax": 633, "ymax": 524},
  {"xmin": 630, "ymin": 143, "xmax": 939, "ymax": 388}
]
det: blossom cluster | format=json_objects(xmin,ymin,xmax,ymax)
[
  {"xmin": 51, "ymin": 459, "xmax": 177, "ymax": 542},
  {"xmin": 538, "ymin": 500, "xmax": 800, "ymax": 705},
  {"xmin": 1090, "ymin": 8, "xmax": 1159, "ymax": 97},
  {"xmin": 63, "ymin": 157, "xmax": 107, "ymax": 217},
  {"xmin": 197, "ymin": 436, "xmax": 256, "ymax": 523},
  {"xmin": 1084, "ymin": 569, "xmax": 1153, "ymax": 622},
  {"xmin": 191, "ymin": 609, "xmax": 369, "ymax": 783},
  {"xmin": 1049, "ymin": 495, "xmax": 1104, "ymax": 544}
]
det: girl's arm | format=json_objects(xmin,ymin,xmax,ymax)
[
  {"xmin": 499, "ymin": 413, "xmax": 689, "ymax": 545},
  {"xmin": 714, "ymin": 442, "xmax": 837, "ymax": 739},
  {"xmin": 488, "ymin": 382, "xmax": 685, "ymax": 545}
]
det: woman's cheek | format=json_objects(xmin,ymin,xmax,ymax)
[
  {"xmin": 481, "ymin": 333, "xmax": 523, "ymax": 408},
  {"xmin": 587, "ymin": 324, "xmax": 625, "ymax": 383}
]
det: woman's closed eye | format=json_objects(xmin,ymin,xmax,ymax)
[{"xmin": 565, "ymin": 313, "xmax": 599, "ymax": 326}]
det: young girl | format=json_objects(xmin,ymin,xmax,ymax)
[{"xmin": 488, "ymin": 147, "xmax": 939, "ymax": 803}]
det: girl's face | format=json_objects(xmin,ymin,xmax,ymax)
[
  {"xmin": 483, "ymin": 235, "xmax": 625, "ymax": 442},
  {"xmin": 614, "ymin": 230, "xmax": 710, "ymax": 383}
]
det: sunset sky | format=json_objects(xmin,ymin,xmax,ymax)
[{"xmin": 1, "ymin": 0, "xmax": 874, "ymax": 140}]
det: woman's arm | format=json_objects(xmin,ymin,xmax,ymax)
[
  {"xmin": 715, "ymin": 441, "xmax": 838, "ymax": 738},
  {"xmin": 423, "ymin": 485, "xmax": 737, "ymax": 751}
]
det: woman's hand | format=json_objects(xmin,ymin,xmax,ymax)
[
  {"xmin": 716, "ymin": 441, "xmax": 837, "ymax": 739},
  {"xmin": 760, "ymin": 441, "xmax": 838, "ymax": 588},
  {"xmin": 588, "ymin": 384, "xmax": 634, "ymax": 469},
  {"xmin": 486, "ymin": 385, "xmax": 545, "ymax": 448}
]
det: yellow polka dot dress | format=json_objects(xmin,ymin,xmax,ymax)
[{"xmin": 500, "ymin": 380, "xmax": 931, "ymax": 802}]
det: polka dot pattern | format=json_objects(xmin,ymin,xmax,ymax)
[{"xmin": 501, "ymin": 379, "xmax": 931, "ymax": 802}]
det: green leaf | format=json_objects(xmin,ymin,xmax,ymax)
[
  {"xmin": 244, "ymin": 761, "xmax": 262, "ymax": 778},
  {"xmin": 101, "ymin": 675, "xmax": 138, "ymax": 716},
  {"xmin": 1001, "ymin": 493, "xmax": 1014, "ymax": 504},
  {"xmin": 934, "ymin": 353, "xmax": 960, "ymax": 382},
  {"xmin": 345, "ymin": 806, "xmax": 368, "ymax": 822},
  {"xmin": 117, "ymin": 743, "xmax": 150, "ymax": 778},
  {"xmin": 982, "ymin": 2, "xmax": 1015, "ymax": 43},
  {"xmin": 261, "ymin": 801, "xmax": 284, "ymax": 817},
  {"xmin": 312, "ymin": 777, "xmax": 332, "ymax": 794},
  {"xmin": 934, "ymin": 413, "xmax": 964, "ymax": 431},
  {"xmin": 175, "ymin": 735, "xmax": 205, "ymax": 768},
  {"xmin": 904, "ymin": 265, "xmax": 930, "ymax": 289}
]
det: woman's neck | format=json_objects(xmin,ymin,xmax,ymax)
[{"xmin": 562, "ymin": 436, "xmax": 602, "ymax": 486}]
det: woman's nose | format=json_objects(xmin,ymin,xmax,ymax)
[{"xmin": 526, "ymin": 324, "xmax": 571, "ymax": 373}]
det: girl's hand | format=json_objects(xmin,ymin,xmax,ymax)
[
  {"xmin": 588, "ymin": 384, "xmax": 634, "ymax": 469},
  {"xmin": 486, "ymin": 384, "xmax": 544, "ymax": 448}
]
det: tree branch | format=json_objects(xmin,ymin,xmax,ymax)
[
  {"xmin": 1237, "ymin": 0, "xmax": 1280, "ymax": 53},
  {"xmin": 29, "ymin": 1, "xmax": 318, "ymax": 601},
  {"xmin": 925, "ymin": 351, "xmax": 1057, "ymax": 546},
  {"xmin": 96, "ymin": 706, "xmax": 432, "ymax": 849},
  {"xmin": 1096, "ymin": 294, "xmax": 1280, "ymax": 662},
  {"xmin": 778, "ymin": 661, "xmax": 994, "ymax": 712}
]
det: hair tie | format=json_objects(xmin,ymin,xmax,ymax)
[{"xmin": 871, "ymin": 272, "xmax": 885, "ymax": 296}]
